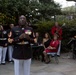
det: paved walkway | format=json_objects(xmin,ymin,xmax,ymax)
[{"xmin": 0, "ymin": 53, "xmax": 76, "ymax": 75}]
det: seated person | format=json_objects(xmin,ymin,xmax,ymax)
[
  {"xmin": 43, "ymin": 33, "xmax": 59, "ymax": 63},
  {"xmin": 34, "ymin": 32, "xmax": 42, "ymax": 45},
  {"xmin": 32, "ymin": 32, "xmax": 43, "ymax": 60},
  {"xmin": 42, "ymin": 32, "xmax": 51, "ymax": 61},
  {"xmin": 43, "ymin": 32, "xmax": 51, "ymax": 49}
]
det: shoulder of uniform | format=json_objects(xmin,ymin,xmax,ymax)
[
  {"xmin": 12, "ymin": 26, "xmax": 19, "ymax": 29},
  {"xmin": 26, "ymin": 26, "xmax": 33, "ymax": 31}
]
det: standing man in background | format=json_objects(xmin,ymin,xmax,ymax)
[
  {"xmin": 7, "ymin": 24, "xmax": 14, "ymax": 62},
  {"xmin": 51, "ymin": 22, "xmax": 62, "ymax": 56}
]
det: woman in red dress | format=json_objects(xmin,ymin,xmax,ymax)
[{"xmin": 43, "ymin": 33, "xmax": 59, "ymax": 63}]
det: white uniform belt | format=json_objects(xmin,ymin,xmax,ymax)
[
  {"xmin": 0, "ymin": 38, "xmax": 7, "ymax": 40},
  {"xmin": 17, "ymin": 42, "xmax": 29, "ymax": 45}
]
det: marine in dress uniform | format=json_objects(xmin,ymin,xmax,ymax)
[
  {"xmin": 7, "ymin": 24, "xmax": 14, "ymax": 62},
  {"xmin": 0, "ymin": 25, "xmax": 8, "ymax": 65},
  {"xmin": 8, "ymin": 15, "xmax": 34, "ymax": 75}
]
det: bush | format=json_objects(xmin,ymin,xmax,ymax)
[
  {"xmin": 61, "ymin": 19, "xmax": 76, "ymax": 52},
  {"xmin": 34, "ymin": 19, "xmax": 76, "ymax": 53},
  {"xmin": 0, "ymin": 13, "xmax": 16, "ymax": 25},
  {"xmin": 35, "ymin": 20, "xmax": 54, "ymax": 36}
]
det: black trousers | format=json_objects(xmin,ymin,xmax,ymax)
[{"xmin": 32, "ymin": 46, "xmax": 44, "ymax": 61}]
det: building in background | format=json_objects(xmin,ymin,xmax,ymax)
[
  {"xmin": 66, "ymin": 0, "xmax": 76, "ymax": 1},
  {"xmin": 29, "ymin": 0, "xmax": 39, "ymax": 3}
]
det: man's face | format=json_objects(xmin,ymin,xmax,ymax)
[
  {"xmin": 36, "ymin": 32, "xmax": 39, "ymax": 37},
  {"xmin": 10, "ymin": 24, "xmax": 14, "ymax": 29},
  {"xmin": 19, "ymin": 15, "xmax": 26, "ymax": 26}
]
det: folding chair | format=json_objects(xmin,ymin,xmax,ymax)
[
  {"xmin": 47, "ymin": 45, "xmax": 59, "ymax": 64},
  {"xmin": 47, "ymin": 52, "xmax": 59, "ymax": 64}
]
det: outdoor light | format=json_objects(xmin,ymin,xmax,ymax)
[
  {"xmin": 35, "ymin": 8, "xmax": 39, "ymax": 11},
  {"xmin": 32, "ymin": 11, "xmax": 34, "ymax": 13},
  {"xmin": 37, "ymin": 12, "xmax": 40, "ymax": 15},
  {"xmin": 25, "ymin": 14, "xmax": 28, "ymax": 16},
  {"xmin": 29, "ymin": 15, "xmax": 32, "ymax": 17},
  {"xmin": 51, "ymin": 16, "xmax": 54, "ymax": 18}
]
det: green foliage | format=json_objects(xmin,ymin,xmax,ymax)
[
  {"xmin": 39, "ymin": 0, "xmax": 61, "ymax": 20},
  {"xmin": 0, "ymin": 0, "xmax": 30, "ymax": 24},
  {"xmin": 60, "ymin": 19, "xmax": 76, "ymax": 52},
  {"xmin": 35, "ymin": 21, "xmax": 54, "ymax": 35},
  {"xmin": 34, "ymin": 19, "xmax": 76, "ymax": 52},
  {"xmin": 0, "ymin": 13, "xmax": 16, "ymax": 25},
  {"xmin": 35, "ymin": 20, "xmax": 65, "ymax": 35},
  {"xmin": 0, "ymin": 0, "xmax": 61, "ymax": 25}
]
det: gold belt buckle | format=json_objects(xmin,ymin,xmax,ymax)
[
  {"xmin": 21, "ymin": 41, "xmax": 25, "ymax": 44},
  {"xmin": 2, "ymin": 38, "xmax": 4, "ymax": 40}
]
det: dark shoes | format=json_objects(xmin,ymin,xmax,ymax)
[
  {"xmin": 57, "ymin": 55, "xmax": 60, "ymax": 57},
  {"xmin": 9, "ymin": 60, "xmax": 14, "ymax": 63},
  {"xmin": 45, "ymin": 60, "xmax": 50, "ymax": 64},
  {"xmin": 1, "ymin": 63, "xmax": 6, "ymax": 65}
]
